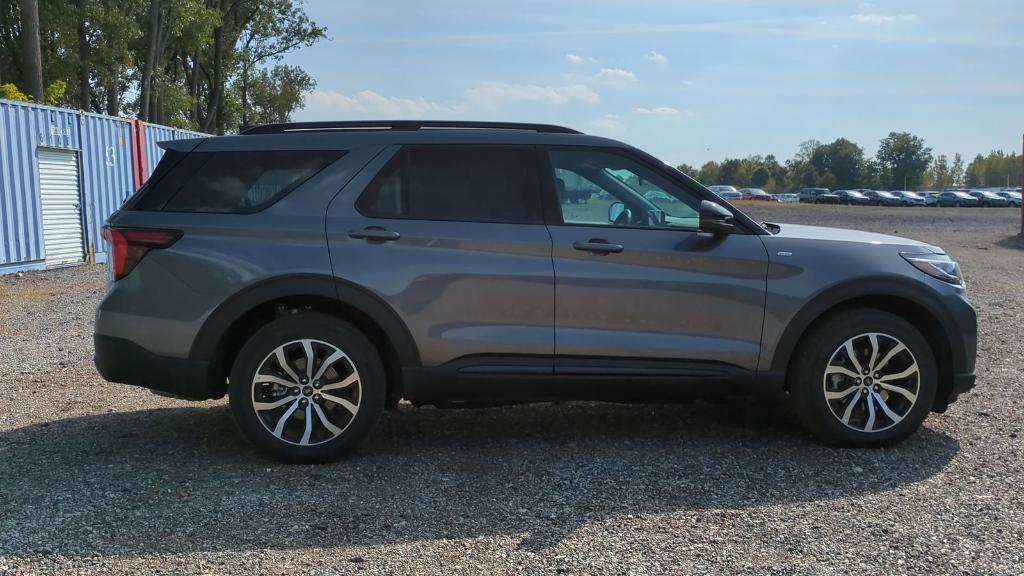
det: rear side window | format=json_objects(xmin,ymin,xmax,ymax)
[
  {"xmin": 130, "ymin": 149, "xmax": 344, "ymax": 213},
  {"xmin": 356, "ymin": 147, "xmax": 541, "ymax": 223}
]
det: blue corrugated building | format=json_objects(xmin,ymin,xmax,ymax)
[{"xmin": 0, "ymin": 99, "xmax": 204, "ymax": 273}]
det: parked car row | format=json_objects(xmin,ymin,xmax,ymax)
[{"xmin": 704, "ymin": 186, "xmax": 1023, "ymax": 207}]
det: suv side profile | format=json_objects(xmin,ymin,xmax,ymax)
[{"xmin": 95, "ymin": 121, "xmax": 977, "ymax": 463}]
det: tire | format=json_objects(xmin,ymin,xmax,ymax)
[
  {"xmin": 789, "ymin": 309, "xmax": 937, "ymax": 447},
  {"xmin": 954, "ymin": 201, "xmax": 961, "ymax": 207},
  {"xmin": 228, "ymin": 313, "xmax": 386, "ymax": 463}
]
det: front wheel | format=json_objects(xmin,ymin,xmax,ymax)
[
  {"xmin": 228, "ymin": 313, "xmax": 386, "ymax": 463},
  {"xmin": 789, "ymin": 309, "xmax": 937, "ymax": 447}
]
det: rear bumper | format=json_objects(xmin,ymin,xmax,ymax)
[{"xmin": 94, "ymin": 335, "xmax": 222, "ymax": 400}]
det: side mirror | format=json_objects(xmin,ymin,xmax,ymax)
[
  {"xmin": 608, "ymin": 201, "xmax": 626, "ymax": 223},
  {"xmin": 699, "ymin": 200, "xmax": 734, "ymax": 235}
]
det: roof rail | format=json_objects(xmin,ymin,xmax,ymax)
[{"xmin": 240, "ymin": 120, "xmax": 582, "ymax": 135}]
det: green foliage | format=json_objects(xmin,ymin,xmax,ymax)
[
  {"xmin": 810, "ymin": 138, "xmax": 864, "ymax": 190},
  {"xmin": 675, "ymin": 163, "xmax": 697, "ymax": 178},
  {"xmin": 749, "ymin": 166, "xmax": 770, "ymax": 187},
  {"xmin": 238, "ymin": 64, "xmax": 314, "ymax": 125},
  {"xmin": 0, "ymin": 82, "xmax": 32, "ymax": 101},
  {"xmin": 43, "ymin": 79, "xmax": 65, "ymax": 105},
  {"xmin": 965, "ymin": 150, "xmax": 1021, "ymax": 188},
  {"xmin": 876, "ymin": 132, "xmax": 933, "ymax": 190}
]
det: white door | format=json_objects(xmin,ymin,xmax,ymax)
[{"xmin": 38, "ymin": 148, "xmax": 84, "ymax": 267}]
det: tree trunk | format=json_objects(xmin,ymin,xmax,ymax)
[
  {"xmin": 77, "ymin": 21, "xmax": 90, "ymax": 110},
  {"xmin": 105, "ymin": 80, "xmax": 117, "ymax": 116},
  {"xmin": 19, "ymin": 0, "xmax": 43, "ymax": 101},
  {"xmin": 138, "ymin": 0, "xmax": 161, "ymax": 120},
  {"xmin": 202, "ymin": 23, "xmax": 225, "ymax": 134}
]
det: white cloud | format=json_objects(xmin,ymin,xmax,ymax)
[
  {"xmin": 850, "ymin": 13, "xmax": 918, "ymax": 26},
  {"xmin": 301, "ymin": 81, "xmax": 600, "ymax": 119},
  {"xmin": 590, "ymin": 114, "xmax": 625, "ymax": 136},
  {"xmin": 633, "ymin": 106, "xmax": 680, "ymax": 116},
  {"xmin": 592, "ymin": 68, "xmax": 638, "ymax": 84},
  {"xmin": 462, "ymin": 81, "xmax": 599, "ymax": 109},
  {"xmin": 643, "ymin": 50, "xmax": 668, "ymax": 64},
  {"xmin": 566, "ymin": 53, "xmax": 596, "ymax": 64},
  {"xmin": 303, "ymin": 89, "xmax": 453, "ymax": 117}
]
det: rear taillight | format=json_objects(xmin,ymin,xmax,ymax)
[{"xmin": 102, "ymin": 227, "xmax": 182, "ymax": 281}]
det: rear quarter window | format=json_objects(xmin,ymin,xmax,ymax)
[{"xmin": 129, "ymin": 149, "xmax": 345, "ymax": 213}]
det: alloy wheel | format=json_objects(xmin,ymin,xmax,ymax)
[
  {"xmin": 822, "ymin": 332, "xmax": 920, "ymax": 433},
  {"xmin": 250, "ymin": 339, "xmax": 361, "ymax": 446}
]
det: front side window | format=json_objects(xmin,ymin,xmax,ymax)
[
  {"xmin": 548, "ymin": 149, "xmax": 700, "ymax": 229},
  {"xmin": 356, "ymin": 147, "xmax": 541, "ymax": 224}
]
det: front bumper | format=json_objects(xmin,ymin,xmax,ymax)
[{"xmin": 94, "ymin": 335, "xmax": 222, "ymax": 400}]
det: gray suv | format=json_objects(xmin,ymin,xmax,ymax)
[{"xmin": 95, "ymin": 121, "xmax": 976, "ymax": 463}]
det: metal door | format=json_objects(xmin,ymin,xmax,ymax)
[{"xmin": 37, "ymin": 148, "xmax": 84, "ymax": 266}]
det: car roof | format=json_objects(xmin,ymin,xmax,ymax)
[{"xmin": 163, "ymin": 121, "xmax": 628, "ymax": 152}]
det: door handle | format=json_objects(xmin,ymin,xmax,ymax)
[
  {"xmin": 348, "ymin": 227, "xmax": 400, "ymax": 241},
  {"xmin": 572, "ymin": 239, "xmax": 624, "ymax": 254}
]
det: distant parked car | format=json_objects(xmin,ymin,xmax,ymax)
[
  {"xmin": 739, "ymin": 188, "xmax": 773, "ymax": 201},
  {"xmin": 799, "ymin": 188, "xmax": 839, "ymax": 204},
  {"xmin": 994, "ymin": 190, "xmax": 1022, "ymax": 207},
  {"xmin": 937, "ymin": 191, "xmax": 980, "ymax": 207},
  {"xmin": 967, "ymin": 190, "xmax": 1009, "ymax": 207},
  {"xmin": 708, "ymin": 185, "xmax": 739, "ymax": 197},
  {"xmin": 774, "ymin": 193, "xmax": 799, "ymax": 203},
  {"xmin": 918, "ymin": 191, "xmax": 940, "ymax": 207},
  {"xmin": 835, "ymin": 190, "xmax": 872, "ymax": 205},
  {"xmin": 891, "ymin": 191, "xmax": 926, "ymax": 206},
  {"xmin": 863, "ymin": 190, "xmax": 903, "ymax": 206}
]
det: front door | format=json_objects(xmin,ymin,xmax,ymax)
[{"xmin": 542, "ymin": 147, "xmax": 769, "ymax": 374}]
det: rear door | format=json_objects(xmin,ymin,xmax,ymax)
[
  {"xmin": 326, "ymin": 145, "xmax": 554, "ymax": 368},
  {"xmin": 542, "ymin": 147, "xmax": 769, "ymax": 375}
]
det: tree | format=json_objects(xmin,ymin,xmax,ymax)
[
  {"xmin": 926, "ymin": 154, "xmax": 952, "ymax": 190},
  {"xmin": 750, "ymin": 166, "xmax": 770, "ymax": 187},
  {"xmin": 19, "ymin": 0, "xmax": 42, "ymax": 100},
  {"xmin": 675, "ymin": 163, "xmax": 697, "ymax": 178},
  {"xmin": 697, "ymin": 161, "xmax": 720, "ymax": 185},
  {"xmin": 950, "ymin": 153, "xmax": 965, "ymax": 187},
  {"xmin": 876, "ymin": 132, "xmax": 933, "ymax": 190},
  {"xmin": 236, "ymin": 0, "xmax": 325, "ymax": 127},
  {"xmin": 810, "ymin": 138, "xmax": 864, "ymax": 190},
  {"xmin": 239, "ymin": 64, "xmax": 313, "ymax": 124}
]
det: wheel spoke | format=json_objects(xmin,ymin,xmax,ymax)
[
  {"xmin": 275, "ymin": 347, "xmax": 302, "ymax": 385},
  {"xmin": 873, "ymin": 343, "xmax": 906, "ymax": 374},
  {"xmin": 320, "ymin": 372, "xmax": 359, "ymax": 392},
  {"xmin": 872, "ymin": 391, "xmax": 903, "ymax": 424},
  {"xmin": 302, "ymin": 339, "xmax": 316, "ymax": 381},
  {"xmin": 880, "ymin": 382, "xmax": 917, "ymax": 403},
  {"xmin": 825, "ymin": 365, "xmax": 861, "ymax": 379},
  {"xmin": 312, "ymin": 401, "xmax": 343, "ymax": 437},
  {"xmin": 864, "ymin": 393, "xmax": 877, "ymax": 431},
  {"xmin": 321, "ymin": 392, "xmax": 358, "ymax": 415},
  {"xmin": 867, "ymin": 334, "xmax": 879, "ymax": 373},
  {"xmin": 253, "ymin": 396, "xmax": 296, "ymax": 411},
  {"xmin": 878, "ymin": 364, "xmax": 918, "ymax": 383},
  {"xmin": 844, "ymin": 340, "xmax": 864, "ymax": 375},
  {"xmin": 254, "ymin": 374, "xmax": 297, "ymax": 387},
  {"xmin": 299, "ymin": 403, "xmax": 314, "ymax": 445},
  {"xmin": 312, "ymin": 350, "xmax": 348, "ymax": 383},
  {"xmin": 841, "ymin": 393, "xmax": 860, "ymax": 424},
  {"xmin": 825, "ymin": 385, "xmax": 859, "ymax": 401},
  {"xmin": 272, "ymin": 399, "xmax": 300, "ymax": 438}
]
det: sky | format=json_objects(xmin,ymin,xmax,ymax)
[{"xmin": 290, "ymin": 0, "xmax": 1024, "ymax": 166}]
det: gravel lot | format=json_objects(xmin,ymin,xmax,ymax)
[{"xmin": 1, "ymin": 205, "xmax": 1022, "ymax": 575}]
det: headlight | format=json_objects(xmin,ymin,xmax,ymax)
[{"xmin": 901, "ymin": 252, "xmax": 963, "ymax": 286}]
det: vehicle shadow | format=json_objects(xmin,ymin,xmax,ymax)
[
  {"xmin": 0, "ymin": 401, "xmax": 958, "ymax": 558},
  {"xmin": 995, "ymin": 234, "xmax": 1024, "ymax": 250}
]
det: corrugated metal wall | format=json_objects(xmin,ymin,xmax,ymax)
[{"xmin": 0, "ymin": 99, "xmax": 208, "ymax": 271}]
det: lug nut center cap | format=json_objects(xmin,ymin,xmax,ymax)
[
  {"xmin": 863, "ymin": 377, "xmax": 873, "ymax": 386},
  {"xmin": 302, "ymin": 386, "xmax": 314, "ymax": 396}
]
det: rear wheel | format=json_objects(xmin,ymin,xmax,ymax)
[
  {"xmin": 228, "ymin": 313, "xmax": 385, "ymax": 463},
  {"xmin": 789, "ymin": 309, "xmax": 937, "ymax": 447}
]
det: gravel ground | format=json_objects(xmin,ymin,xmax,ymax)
[{"xmin": 1, "ymin": 204, "xmax": 1022, "ymax": 575}]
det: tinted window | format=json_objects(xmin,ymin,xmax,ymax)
[
  {"xmin": 548, "ymin": 149, "xmax": 700, "ymax": 229},
  {"xmin": 357, "ymin": 147, "xmax": 540, "ymax": 223},
  {"xmin": 133, "ymin": 150, "xmax": 344, "ymax": 213}
]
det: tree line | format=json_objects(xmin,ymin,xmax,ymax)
[
  {"xmin": 677, "ymin": 132, "xmax": 1022, "ymax": 192},
  {"xmin": 0, "ymin": 0, "xmax": 326, "ymax": 133}
]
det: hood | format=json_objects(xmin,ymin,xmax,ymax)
[{"xmin": 770, "ymin": 223, "xmax": 943, "ymax": 253}]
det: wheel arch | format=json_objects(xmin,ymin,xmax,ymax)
[
  {"xmin": 190, "ymin": 274, "xmax": 420, "ymax": 400},
  {"xmin": 771, "ymin": 278, "xmax": 960, "ymax": 410}
]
